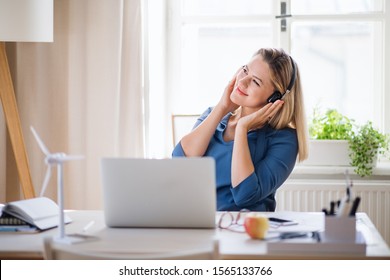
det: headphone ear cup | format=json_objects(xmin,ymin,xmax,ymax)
[{"xmin": 267, "ymin": 91, "xmax": 282, "ymax": 103}]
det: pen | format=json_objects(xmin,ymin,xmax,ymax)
[
  {"xmin": 279, "ymin": 232, "xmax": 309, "ymax": 239},
  {"xmin": 349, "ymin": 197, "xmax": 361, "ymax": 216},
  {"xmin": 335, "ymin": 170, "xmax": 354, "ymax": 217},
  {"xmin": 82, "ymin": 220, "xmax": 95, "ymax": 232},
  {"xmin": 344, "ymin": 169, "xmax": 353, "ymax": 202},
  {"xmin": 329, "ymin": 201, "xmax": 335, "ymax": 216},
  {"xmin": 336, "ymin": 197, "xmax": 351, "ymax": 217},
  {"xmin": 312, "ymin": 231, "xmax": 321, "ymax": 243}
]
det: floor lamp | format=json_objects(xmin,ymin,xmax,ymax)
[{"xmin": 0, "ymin": 0, "xmax": 53, "ymax": 199}]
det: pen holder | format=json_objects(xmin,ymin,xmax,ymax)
[{"xmin": 323, "ymin": 216, "xmax": 356, "ymax": 243}]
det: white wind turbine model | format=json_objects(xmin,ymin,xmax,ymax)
[{"xmin": 30, "ymin": 126, "xmax": 84, "ymax": 243}]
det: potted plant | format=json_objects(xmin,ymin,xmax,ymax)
[
  {"xmin": 304, "ymin": 108, "xmax": 354, "ymax": 166},
  {"xmin": 349, "ymin": 121, "xmax": 390, "ymax": 177},
  {"xmin": 307, "ymin": 108, "xmax": 390, "ymax": 177},
  {"xmin": 309, "ymin": 108, "xmax": 354, "ymax": 140}
]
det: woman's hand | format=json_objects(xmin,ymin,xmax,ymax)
[
  {"xmin": 238, "ymin": 100, "xmax": 284, "ymax": 131},
  {"xmin": 231, "ymin": 100, "xmax": 284, "ymax": 187},
  {"xmin": 216, "ymin": 70, "xmax": 240, "ymax": 114}
]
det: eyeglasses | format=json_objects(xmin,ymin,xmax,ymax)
[{"xmin": 217, "ymin": 209, "xmax": 250, "ymax": 233}]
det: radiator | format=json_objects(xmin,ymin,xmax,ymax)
[{"xmin": 275, "ymin": 180, "xmax": 390, "ymax": 246}]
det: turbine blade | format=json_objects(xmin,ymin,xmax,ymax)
[
  {"xmin": 61, "ymin": 155, "xmax": 85, "ymax": 161},
  {"xmin": 40, "ymin": 165, "xmax": 52, "ymax": 197},
  {"xmin": 30, "ymin": 126, "xmax": 51, "ymax": 156}
]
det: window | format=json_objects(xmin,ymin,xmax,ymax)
[
  {"xmin": 145, "ymin": 0, "xmax": 389, "ymax": 158},
  {"xmin": 290, "ymin": 0, "xmax": 385, "ymax": 126}
]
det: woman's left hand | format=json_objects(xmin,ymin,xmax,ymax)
[{"xmin": 238, "ymin": 100, "xmax": 284, "ymax": 131}]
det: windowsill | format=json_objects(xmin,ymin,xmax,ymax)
[{"xmin": 291, "ymin": 161, "xmax": 390, "ymax": 180}]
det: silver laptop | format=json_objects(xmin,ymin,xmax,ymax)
[{"xmin": 101, "ymin": 157, "xmax": 216, "ymax": 228}]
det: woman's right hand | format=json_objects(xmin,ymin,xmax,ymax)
[
  {"xmin": 180, "ymin": 69, "xmax": 240, "ymax": 157},
  {"xmin": 217, "ymin": 70, "xmax": 240, "ymax": 114}
]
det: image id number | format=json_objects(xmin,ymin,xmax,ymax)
[{"xmin": 212, "ymin": 266, "xmax": 272, "ymax": 276}]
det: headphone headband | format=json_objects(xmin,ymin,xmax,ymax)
[{"xmin": 284, "ymin": 56, "xmax": 296, "ymax": 96}]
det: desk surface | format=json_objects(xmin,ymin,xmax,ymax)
[{"xmin": 1, "ymin": 211, "xmax": 389, "ymax": 260}]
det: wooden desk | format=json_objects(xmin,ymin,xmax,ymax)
[
  {"xmin": 218, "ymin": 211, "xmax": 390, "ymax": 259},
  {"xmin": 1, "ymin": 211, "xmax": 389, "ymax": 260}
]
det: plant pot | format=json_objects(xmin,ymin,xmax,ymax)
[{"xmin": 300, "ymin": 140, "xmax": 350, "ymax": 166}]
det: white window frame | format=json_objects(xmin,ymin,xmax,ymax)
[
  {"xmin": 143, "ymin": 0, "xmax": 390, "ymax": 158},
  {"xmin": 288, "ymin": 4, "xmax": 387, "ymax": 134}
]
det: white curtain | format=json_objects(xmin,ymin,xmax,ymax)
[{"xmin": 1, "ymin": 0, "xmax": 144, "ymax": 209}]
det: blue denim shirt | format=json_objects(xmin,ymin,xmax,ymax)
[{"xmin": 172, "ymin": 107, "xmax": 298, "ymax": 211}]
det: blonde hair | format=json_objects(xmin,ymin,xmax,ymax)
[{"xmin": 256, "ymin": 48, "xmax": 308, "ymax": 162}]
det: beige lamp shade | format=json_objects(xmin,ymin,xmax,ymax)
[{"xmin": 0, "ymin": 0, "xmax": 53, "ymax": 42}]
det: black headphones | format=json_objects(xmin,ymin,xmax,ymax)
[{"xmin": 267, "ymin": 56, "xmax": 296, "ymax": 103}]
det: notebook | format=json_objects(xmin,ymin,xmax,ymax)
[{"xmin": 100, "ymin": 157, "xmax": 216, "ymax": 228}]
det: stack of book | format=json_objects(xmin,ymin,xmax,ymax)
[
  {"xmin": 0, "ymin": 211, "xmax": 38, "ymax": 232},
  {"xmin": 0, "ymin": 197, "xmax": 71, "ymax": 233}
]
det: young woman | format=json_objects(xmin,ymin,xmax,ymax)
[{"xmin": 172, "ymin": 48, "xmax": 308, "ymax": 211}]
